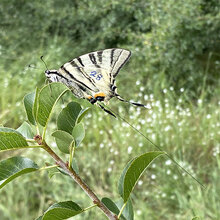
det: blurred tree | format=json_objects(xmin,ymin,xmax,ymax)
[{"xmin": 0, "ymin": 0, "xmax": 219, "ymax": 95}]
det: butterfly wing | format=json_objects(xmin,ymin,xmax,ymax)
[{"xmin": 59, "ymin": 48, "xmax": 131, "ymax": 100}]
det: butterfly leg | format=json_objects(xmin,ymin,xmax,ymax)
[
  {"xmin": 45, "ymin": 79, "xmax": 53, "ymax": 97},
  {"xmin": 97, "ymin": 103, "xmax": 116, "ymax": 118}
]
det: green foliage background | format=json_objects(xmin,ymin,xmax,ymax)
[{"xmin": 0, "ymin": 0, "xmax": 219, "ymax": 219}]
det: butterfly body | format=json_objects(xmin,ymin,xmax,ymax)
[{"xmin": 45, "ymin": 48, "xmax": 150, "ymax": 115}]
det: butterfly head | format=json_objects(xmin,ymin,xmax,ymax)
[{"xmin": 45, "ymin": 70, "xmax": 60, "ymax": 82}]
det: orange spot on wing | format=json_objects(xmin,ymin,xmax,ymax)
[{"xmin": 94, "ymin": 92, "xmax": 106, "ymax": 98}]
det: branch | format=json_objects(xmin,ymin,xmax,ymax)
[{"xmin": 41, "ymin": 141, "xmax": 118, "ymax": 220}]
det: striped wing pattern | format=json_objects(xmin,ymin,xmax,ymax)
[
  {"xmin": 58, "ymin": 48, "xmax": 131, "ymax": 99},
  {"xmin": 45, "ymin": 48, "xmax": 149, "ymax": 115},
  {"xmin": 64, "ymin": 48, "xmax": 131, "ymax": 78}
]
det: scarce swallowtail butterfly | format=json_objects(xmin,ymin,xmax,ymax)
[
  {"xmin": 43, "ymin": 49, "xmax": 204, "ymax": 187},
  {"xmin": 44, "ymin": 48, "xmax": 150, "ymax": 117}
]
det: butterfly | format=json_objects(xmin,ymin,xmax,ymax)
[
  {"xmin": 44, "ymin": 48, "xmax": 149, "ymax": 117},
  {"xmin": 43, "ymin": 49, "xmax": 204, "ymax": 187}
]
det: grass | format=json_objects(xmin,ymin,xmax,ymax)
[{"xmin": 0, "ymin": 41, "xmax": 219, "ymax": 219}]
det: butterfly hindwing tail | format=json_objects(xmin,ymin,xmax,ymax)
[{"xmin": 115, "ymin": 94, "xmax": 151, "ymax": 109}]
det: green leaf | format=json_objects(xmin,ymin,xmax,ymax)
[
  {"xmin": 24, "ymin": 92, "xmax": 36, "ymax": 125},
  {"xmin": 0, "ymin": 127, "xmax": 28, "ymax": 152},
  {"xmin": 72, "ymin": 123, "xmax": 85, "ymax": 147},
  {"xmin": 101, "ymin": 198, "xmax": 130, "ymax": 220},
  {"xmin": 192, "ymin": 217, "xmax": 200, "ymax": 220},
  {"xmin": 47, "ymin": 168, "xmax": 60, "ymax": 178},
  {"xmin": 71, "ymin": 158, "xmax": 79, "ymax": 174},
  {"xmin": 40, "ymin": 201, "xmax": 83, "ymax": 220},
  {"xmin": 37, "ymin": 83, "xmax": 69, "ymax": 127},
  {"xmin": 0, "ymin": 127, "xmax": 21, "ymax": 134},
  {"xmin": 119, "ymin": 199, "xmax": 134, "ymax": 220},
  {"xmin": 118, "ymin": 159, "xmax": 135, "ymax": 198},
  {"xmin": 118, "ymin": 151, "xmax": 164, "ymax": 203},
  {"xmin": 52, "ymin": 130, "xmax": 74, "ymax": 154},
  {"xmin": 57, "ymin": 101, "xmax": 82, "ymax": 134},
  {"xmin": 17, "ymin": 122, "xmax": 34, "ymax": 139},
  {"xmin": 45, "ymin": 163, "xmax": 59, "ymax": 179},
  {"xmin": 76, "ymin": 107, "xmax": 90, "ymax": 124},
  {"xmin": 101, "ymin": 198, "xmax": 121, "ymax": 216},
  {"xmin": 57, "ymin": 167, "xmax": 69, "ymax": 176},
  {"xmin": 33, "ymin": 87, "xmax": 40, "ymax": 122},
  {"xmin": 0, "ymin": 156, "xmax": 39, "ymax": 189}
]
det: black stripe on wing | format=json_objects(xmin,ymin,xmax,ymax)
[
  {"xmin": 89, "ymin": 53, "xmax": 101, "ymax": 68},
  {"xmin": 110, "ymin": 48, "xmax": 116, "ymax": 65},
  {"xmin": 97, "ymin": 50, "xmax": 103, "ymax": 63},
  {"xmin": 77, "ymin": 57, "xmax": 85, "ymax": 67},
  {"xmin": 67, "ymin": 60, "xmax": 97, "ymax": 86},
  {"xmin": 61, "ymin": 67, "xmax": 97, "ymax": 92},
  {"xmin": 47, "ymin": 71, "xmax": 69, "ymax": 81},
  {"xmin": 111, "ymin": 49, "xmax": 131, "ymax": 78}
]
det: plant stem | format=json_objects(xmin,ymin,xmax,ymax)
[
  {"xmin": 42, "ymin": 142, "xmax": 118, "ymax": 220},
  {"xmin": 36, "ymin": 124, "xmax": 40, "ymax": 136},
  {"xmin": 26, "ymin": 139, "xmax": 37, "ymax": 143},
  {"xmin": 42, "ymin": 126, "xmax": 47, "ymax": 141},
  {"xmin": 117, "ymin": 202, "xmax": 127, "ymax": 219},
  {"xmin": 69, "ymin": 141, "xmax": 75, "ymax": 169},
  {"xmin": 38, "ymin": 164, "xmax": 59, "ymax": 172},
  {"xmin": 83, "ymin": 204, "xmax": 98, "ymax": 212}
]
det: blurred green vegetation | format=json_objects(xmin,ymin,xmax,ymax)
[{"xmin": 0, "ymin": 0, "xmax": 219, "ymax": 219}]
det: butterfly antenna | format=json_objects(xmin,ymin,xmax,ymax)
[
  {"xmin": 104, "ymin": 105, "xmax": 205, "ymax": 188},
  {"xmin": 116, "ymin": 94, "xmax": 151, "ymax": 109},
  {"xmin": 28, "ymin": 64, "xmax": 40, "ymax": 70},
  {"xmin": 40, "ymin": 55, "xmax": 49, "ymax": 71}
]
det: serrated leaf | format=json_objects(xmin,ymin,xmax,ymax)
[
  {"xmin": 17, "ymin": 122, "xmax": 34, "ymax": 139},
  {"xmin": 76, "ymin": 107, "xmax": 90, "ymax": 124},
  {"xmin": 24, "ymin": 92, "xmax": 36, "ymax": 125},
  {"xmin": 40, "ymin": 201, "xmax": 83, "ymax": 220},
  {"xmin": 52, "ymin": 130, "xmax": 74, "ymax": 154},
  {"xmin": 118, "ymin": 151, "xmax": 164, "ymax": 203},
  {"xmin": 0, "ymin": 127, "xmax": 28, "ymax": 152},
  {"xmin": 72, "ymin": 123, "xmax": 85, "ymax": 147},
  {"xmin": 0, "ymin": 156, "xmax": 39, "ymax": 189},
  {"xmin": 57, "ymin": 101, "xmax": 82, "ymax": 134},
  {"xmin": 37, "ymin": 83, "xmax": 69, "ymax": 127}
]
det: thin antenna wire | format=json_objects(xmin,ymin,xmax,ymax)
[
  {"xmin": 28, "ymin": 64, "xmax": 40, "ymax": 70},
  {"xmin": 103, "ymin": 104, "xmax": 205, "ymax": 188},
  {"xmin": 40, "ymin": 56, "xmax": 49, "ymax": 70}
]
